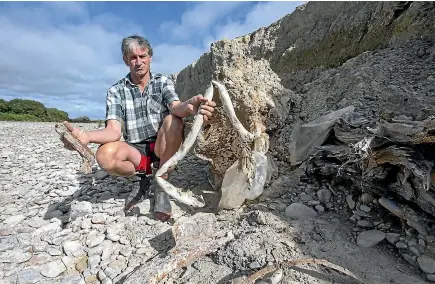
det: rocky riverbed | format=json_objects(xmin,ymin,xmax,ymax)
[{"xmin": 0, "ymin": 122, "xmax": 430, "ymax": 283}]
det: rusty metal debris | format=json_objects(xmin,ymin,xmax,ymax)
[
  {"xmin": 123, "ymin": 213, "xmax": 234, "ymax": 284},
  {"xmin": 55, "ymin": 123, "xmax": 96, "ymax": 174}
]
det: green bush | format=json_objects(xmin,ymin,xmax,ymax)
[
  {"xmin": 0, "ymin": 112, "xmax": 40, "ymax": 121},
  {"xmin": 0, "ymin": 98, "xmax": 71, "ymax": 122}
]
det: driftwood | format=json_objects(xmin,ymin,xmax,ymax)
[
  {"xmin": 155, "ymin": 80, "xmax": 262, "ymax": 207},
  {"xmin": 54, "ymin": 123, "xmax": 96, "ymax": 174},
  {"xmin": 124, "ymin": 213, "xmax": 234, "ymax": 284},
  {"xmin": 242, "ymin": 258, "xmax": 363, "ymax": 284},
  {"xmin": 303, "ymin": 114, "xmax": 435, "ymax": 233}
]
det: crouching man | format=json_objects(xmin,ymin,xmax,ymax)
[{"xmin": 61, "ymin": 35, "xmax": 215, "ymax": 221}]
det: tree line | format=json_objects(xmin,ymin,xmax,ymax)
[{"xmin": 0, "ymin": 98, "xmax": 94, "ymax": 123}]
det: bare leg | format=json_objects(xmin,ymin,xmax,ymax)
[
  {"xmin": 153, "ymin": 114, "xmax": 184, "ymax": 221},
  {"xmin": 154, "ymin": 114, "xmax": 184, "ymax": 174},
  {"xmin": 95, "ymin": 141, "xmax": 142, "ymax": 177},
  {"xmin": 95, "ymin": 114, "xmax": 183, "ymax": 176}
]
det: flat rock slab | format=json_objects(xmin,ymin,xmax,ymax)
[{"xmin": 357, "ymin": 230, "xmax": 385, "ymax": 248}]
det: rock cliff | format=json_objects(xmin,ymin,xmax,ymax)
[{"xmin": 174, "ymin": 1, "xmax": 435, "ymax": 185}]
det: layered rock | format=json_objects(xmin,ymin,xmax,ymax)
[{"xmin": 174, "ymin": 1, "xmax": 435, "ymax": 184}]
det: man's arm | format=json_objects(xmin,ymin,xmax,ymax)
[
  {"xmin": 61, "ymin": 89, "xmax": 123, "ymax": 150},
  {"xmin": 86, "ymin": 119, "xmax": 122, "ymax": 144},
  {"xmin": 161, "ymin": 77, "xmax": 215, "ymax": 119}
]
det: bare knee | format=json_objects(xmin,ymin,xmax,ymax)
[{"xmin": 96, "ymin": 142, "xmax": 119, "ymax": 171}]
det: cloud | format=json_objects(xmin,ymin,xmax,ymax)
[
  {"xmin": 207, "ymin": 1, "xmax": 305, "ymax": 47},
  {"xmin": 0, "ymin": 1, "xmax": 305, "ymax": 120},
  {"xmin": 0, "ymin": 3, "xmax": 161, "ymax": 119},
  {"xmin": 159, "ymin": 1, "xmax": 246, "ymax": 41}
]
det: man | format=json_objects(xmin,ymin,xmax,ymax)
[{"xmin": 61, "ymin": 35, "xmax": 216, "ymax": 221}]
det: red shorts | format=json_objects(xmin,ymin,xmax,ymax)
[{"xmin": 128, "ymin": 141, "xmax": 159, "ymax": 175}]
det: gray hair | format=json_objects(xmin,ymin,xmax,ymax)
[{"xmin": 121, "ymin": 35, "xmax": 153, "ymax": 58}]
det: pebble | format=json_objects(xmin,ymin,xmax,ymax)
[
  {"xmin": 386, "ymin": 233, "xmax": 400, "ymax": 244},
  {"xmin": 357, "ymin": 230, "xmax": 385, "ymax": 248},
  {"xmin": 314, "ymin": 205, "xmax": 325, "ymax": 213},
  {"xmin": 40, "ymin": 259, "xmax": 66, "ymax": 277},
  {"xmin": 417, "ymin": 255, "xmax": 435, "ymax": 274},
  {"xmin": 357, "ymin": 220, "xmax": 373, "ymax": 228},
  {"xmin": 317, "ymin": 189, "xmax": 332, "ymax": 204},
  {"xmin": 346, "ymin": 195, "xmax": 355, "ymax": 210},
  {"xmin": 284, "ymin": 203, "xmax": 317, "ymax": 219},
  {"xmin": 17, "ymin": 268, "xmax": 43, "ymax": 283},
  {"xmin": 360, "ymin": 193, "xmax": 373, "ymax": 204},
  {"xmin": 360, "ymin": 205, "xmax": 371, "ymax": 213}
]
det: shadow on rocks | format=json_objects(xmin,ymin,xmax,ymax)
[
  {"xmin": 42, "ymin": 169, "xmax": 138, "ymax": 226},
  {"xmin": 43, "ymin": 154, "xmax": 219, "ymax": 226}
]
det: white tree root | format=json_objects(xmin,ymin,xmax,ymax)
[
  {"xmin": 241, "ymin": 258, "xmax": 363, "ymax": 284},
  {"xmin": 155, "ymin": 80, "xmax": 261, "ymax": 207}
]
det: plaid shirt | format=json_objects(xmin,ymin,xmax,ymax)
[{"xmin": 105, "ymin": 72, "xmax": 180, "ymax": 143}]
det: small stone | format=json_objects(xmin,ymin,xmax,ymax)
[
  {"xmin": 299, "ymin": 193, "xmax": 313, "ymax": 202},
  {"xmin": 357, "ymin": 220, "xmax": 373, "ymax": 228},
  {"xmin": 17, "ymin": 268, "xmax": 43, "ymax": 284},
  {"xmin": 418, "ymin": 255, "xmax": 435, "ymax": 274},
  {"xmin": 76, "ymin": 256, "xmax": 88, "ymax": 273},
  {"xmin": 85, "ymin": 274, "xmax": 98, "ymax": 284},
  {"xmin": 119, "ymin": 237, "xmax": 129, "ymax": 245},
  {"xmin": 284, "ymin": 203, "xmax": 317, "ymax": 219},
  {"xmin": 427, "ymin": 274, "xmax": 435, "ymax": 282},
  {"xmin": 70, "ymin": 201, "xmax": 93, "ymax": 219},
  {"xmin": 419, "ymin": 239, "xmax": 426, "ymax": 248},
  {"xmin": 98, "ymin": 270, "xmax": 107, "ymax": 281},
  {"xmin": 396, "ymin": 242, "xmax": 407, "ymax": 249},
  {"xmin": 102, "ymin": 278, "xmax": 113, "ymax": 284},
  {"xmin": 94, "ymin": 170, "xmax": 109, "ymax": 180},
  {"xmin": 409, "ymin": 246, "xmax": 420, "ymax": 256},
  {"xmin": 106, "ymin": 234, "xmax": 120, "ymax": 242},
  {"xmin": 356, "ymin": 230, "xmax": 385, "ymax": 248},
  {"xmin": 62, "ymin": 255, "xmax": 75, "ymax": 270},
  {"xmin": 359, "ymin": 205, "xmax": 371, "ymax": 213},
  {"xmin": 346, "ymin": 195, "xmax": 355, "ymax": 210},
  {"xmin": 91, "ymin": 213, "xmax": 107, "ymax": 224},
  {"xmin": 40, "ymin": 259, "xmax": 66, "ymax": 278},
  {"xmin": 101, "ymin": 240, "xmax": 114, "ymax": 261},
  {"xmin": 88, "ymin": 255, "xmax": 101, "ymax": 269},
  {"xmin": 360, "ymin": 193, "xmax": 373, "ymax": 204},
  {"xmin": 87, "ymin": 235, "xmax": 105, "ymax": 248},
  {"xmin": 314, "ymin": 205, "xmax": 324, "ymax": 213},
  {"xmin": 386, "ymin": 233, "xmax": 400, "ymax": 244},
  {"xmin": 307, "ymin": 200, "xmax": 320, "ymax": 206},
  {"xmin": 317, "ymin": 189, "xmax": 332, "ymax": 204},
  {"xmin": 63, "ymin": 241, "xmax": 85, "ymax": 257}
]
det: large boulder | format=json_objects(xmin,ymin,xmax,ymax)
[{"xmin": 174, "ymin": 1, "xmax": 435, "ymax": 185}]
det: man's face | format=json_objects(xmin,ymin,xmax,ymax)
[{"xmin": 124, "ymin": 46, "xmax": 151, "ymax": 77}]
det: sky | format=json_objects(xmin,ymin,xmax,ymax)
[{"xmin": 0, "ymin": 1, "xmax": 304, "ymax": 120}]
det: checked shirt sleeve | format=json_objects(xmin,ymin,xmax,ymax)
[
  {"xmin": 105, "ymin": 89, "xmax": 123, "ymax": 122},
  {"xmin": 161, "ymin": 77, "xmax": 180, "ymax": 108}
]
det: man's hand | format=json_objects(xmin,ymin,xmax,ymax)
[
  {"xmin": 60, "ymin": 121, "xmax": 90, "ymax": 151},
  {"xmin": 186, "ymin": 95, "xmax": 216, "ymax": 121}
]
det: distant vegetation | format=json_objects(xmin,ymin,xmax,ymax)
[{"xmin": 0, "ymin": 98, "xmax": 99, "ymax": 123}]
